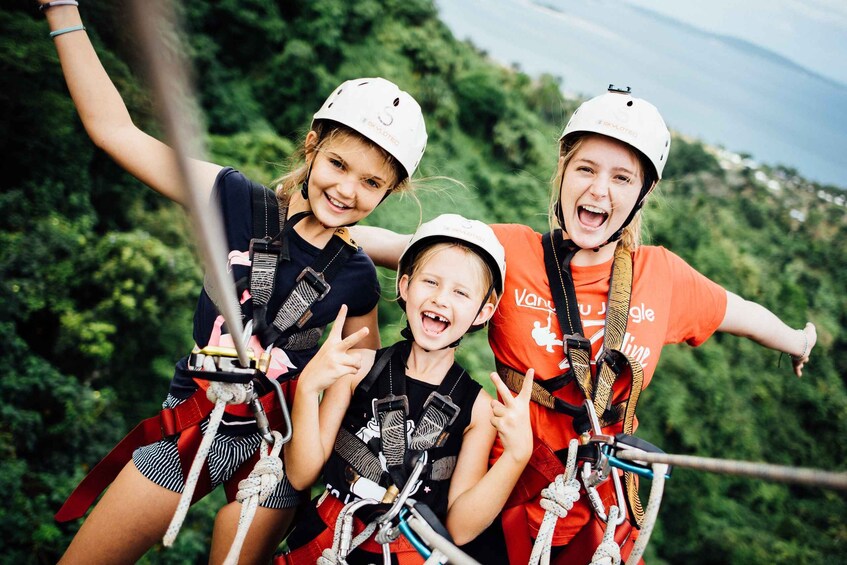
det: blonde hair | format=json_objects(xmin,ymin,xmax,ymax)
[
  {"xmin": 405, "ymin": 242, "xmax": 496, "ymax": 306},
  {"xmin": 271, "ymin": 121, "xmax": 413, "ymax": 199},
  {"xmin": 548, "ymin": 134, "xmax": 656, "ymax": 251}
]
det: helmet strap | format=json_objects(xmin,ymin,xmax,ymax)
[{"xmin": 300, "ymin": 160, "xmax": 315, "ymax": 200}]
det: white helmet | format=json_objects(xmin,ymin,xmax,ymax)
[
  {"xmin": 560, "ymin": 86, "xmax": 671, "ymax": 179},
  {"xmin": 397, "ymin": 214, "xmax": 506, "ymax": 326},
  {"xmin": 312, "ymin": 77, "xmax": 428, "ymax": 180}
]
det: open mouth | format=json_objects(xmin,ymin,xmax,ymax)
[
  {"xmin": 421, "ymin": 311, "xmax": 450, "ymax": 335},
  {"xmin": 577, "ymin": 204, "xmax": 609, "ymax": 229}
]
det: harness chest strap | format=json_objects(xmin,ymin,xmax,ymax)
[
  {"xmin": 54, "ymin": 386, "xmax": 283, "ymax": 522},
  {"xmin": 335, "ymin": 343, "xmax": 466, "ymax": 497}
]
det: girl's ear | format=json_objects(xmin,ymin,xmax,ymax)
[
  {"xmin": 398, "ymin": 274, "xmax": 411, "ymax": 302},
  {"xmin": 304, "ymin": 130, "xmax": 319, "ymax": 160},
  {"xmin": 473, "ymin": 301, "xmax": 497, "ymax": 326}
]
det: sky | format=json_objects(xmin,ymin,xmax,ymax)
[{"xmin": 621, "ymin": 0, "xmax": 847, "ymax": 87}]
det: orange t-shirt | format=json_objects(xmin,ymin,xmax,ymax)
[{"xmin": 488, "ymin": 223, "xmax": 727, "ymax": 545}]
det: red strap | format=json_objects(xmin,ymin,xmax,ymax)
[
  {"xmin": 55, "ymin": 385, "xmax": 286, "ymax": 522},
  {"xmin": 505, "ymin": 442, "xmax": 566, "ymax": 510},
  {"xmin": 54, "ymin": 416, "xmax": 164, "ymax": 522}
]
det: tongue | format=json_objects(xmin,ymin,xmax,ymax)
[
  {"xmin": 579, "ymin": 207, "xmax": 606, "ymax": 228},
  {"xmin": 422, "ymin": 315, "xmax": 448, "ymax": 334}
]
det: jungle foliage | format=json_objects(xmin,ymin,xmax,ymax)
[{"xmin": 1, "ymin": 1, "xmax": 845, "ymax": 563}]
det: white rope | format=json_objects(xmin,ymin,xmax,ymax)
[
  {"xmin": 625, "ymin": 463, "xmax": 668, "ymax": 565},
  {"xmin": 222, "ymin": 430, "xmax": 284, "ymax": 565},
  {"xmin": 529, "ymin": 439, "xmax": 581, "ymax": 565},
  {"xmin": 590, "ymin": 505, "xmax": 621, "ymax": 565},
  {"xmin": 163, "ymin": 382, "xmax": 251, "ymax": 547}
]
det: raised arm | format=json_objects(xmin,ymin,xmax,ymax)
[
  {"xmin": 41, "ymin": 2, "xmax": 221, "ymax": 205},
  {"xmin": 350, "ymin": 226, "xmax": 410, "ymax": 269},
  {"xmin": 443, "ymin": 370, "xmax": 533, "ymax": 545},
  {"xmin": 718, "ymin": 291, "xmax": 817, "ymax": 377},
  {"xmin": 283, "ymin": 306, "xmax": 373, "ymax": 490}
]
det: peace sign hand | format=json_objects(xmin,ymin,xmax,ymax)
[
  {"xmin": 489, "ymin": 368, "xmax": 534, "ymax": 465},
  {"xmin": 297, "ymin": 305, "xmax": 370, "ymax": 396}
]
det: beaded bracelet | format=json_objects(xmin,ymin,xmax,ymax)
[
  {"xmin": 791, "ymin": 329, "xmax": 809, "ymax": 361},
  {"xmin": 39, "ymin": 1, "xmax": 80, "ymax": 12},
  {"xmin": 49, "ymin": 24, "xmax": 86, "ymax": 38}
]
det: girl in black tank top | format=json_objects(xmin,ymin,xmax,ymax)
[{"xmin": 280, "ymin": 214, "xmax": 534, "ymax": 563}]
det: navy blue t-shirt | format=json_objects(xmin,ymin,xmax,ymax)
[{"xmin": 172, "ymin": 167, "xmax": 381, "ymax": 396}]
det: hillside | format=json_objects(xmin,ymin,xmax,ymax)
[{"xmin": 1, "ymin": 1, "xmax": 845, "ymax": 563}]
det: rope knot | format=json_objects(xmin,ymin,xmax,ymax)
[
  {"xmin": 207, "ymin": 381, "xmax": 251, "ymax": 405},
  {"xmin": 539, "ymin": 473, "xmax": 581, "ymax": 518},
  {"xmin": 590, "ymin": 540, "xmax": 622, "ymax": 565},
  {"xmin": 235, "ymin": 453, "xmax": 283, "ymax": 504}
]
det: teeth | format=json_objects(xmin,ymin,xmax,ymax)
[
  {"xmin": 327, "ymin": 195, "xmax": 350, "ymax": 209},
  {"xmin": 423, "ymin": 312, "xmax": 449, "ymax": 323},
  {"xmin": 581, "ymin": 204, "xmax": 608, "ymax": 215}
]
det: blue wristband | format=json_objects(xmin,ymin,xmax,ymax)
[
  {"xmin": 49, "ymin": 24, "xmax": 86, "ymax": 38},
  {"xmin": 40, "ymin": 1, "xmax": 80, "ymax": 12}
]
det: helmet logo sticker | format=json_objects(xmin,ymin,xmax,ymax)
[{"xmin": 378, "ymin": 106, "xmax": 394, "ymax": 127}]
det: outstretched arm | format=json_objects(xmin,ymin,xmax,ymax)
[
  {"xmin": 350, "ymin": 226, "xmax": 410, "ymax": 269},
  {"xmin": 718, "ymin": 291, "xmax": 816, "ymax": 377},
  {"xmin": 40, "ymin": 2, "xmax": 221, "ymax": 204}
]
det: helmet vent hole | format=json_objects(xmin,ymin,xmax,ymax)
[
  {"xmin": 627, "ymin": 101, "xmax": 634, "ymax": 107},
  {"xmin": 393, "ymin": 97, "xmax": 400, "ymax": 107},
  {"xmin": 327, "ymin": 102, "xmax": 334, "ymax": 108}
]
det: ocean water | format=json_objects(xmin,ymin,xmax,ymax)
[{"xmin": 437, "ymin": 0, "xmax": 847, "ymax": 188}]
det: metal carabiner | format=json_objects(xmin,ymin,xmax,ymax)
[{"xmin": 376, "ymin": 454, "xmax": 427, "ymax": 526}]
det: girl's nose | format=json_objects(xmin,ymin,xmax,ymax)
[
  {"xmin": 336, "ymin": 176, "xmax": 357, "ymax": 198},
  {"xmin": 588, "ymin": 175, "xmax": 610, "ymax": 199}
]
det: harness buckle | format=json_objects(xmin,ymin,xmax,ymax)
[
  {"xmin": 420, "ymin": 392, "xmax": 460, "ymax": 448},
  {"xmin": 249, "ymin": 236, "xmax": 282, "ymax": 259},
  {"xmin": 565, "ymin": 334, "xmax": 592, "ymax": 353},
  {"xmin": 296, "ymin": 266, "xmax": 331, "ymax": 301},
  {"xmin": 187, "ymin": 345, "xmax": 258, "ymax": 384},
  {"xmin": 374, "ymin": 394, "xmax": 410, "ymax": 417},
  {"xmin": 597, "ymin": 348, "xmax": 626, "ymax": 376}
]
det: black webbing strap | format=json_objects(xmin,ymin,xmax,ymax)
[
  {"xmin": 333, "ymin": 427, "xmax": 387, "ymax": 484},
  {"xmin": 541, "ymin": 231, "xmax": 650, "ymax": 527},
  {"xmin": 248, "ymin": 185, "xmax": 288, "ymax": 332},
  {"xmin": 257, "ymin": 227, "xmax": 358, "ymax": 349},
  {"xmin": 542, "ymin": 231, "xmax": 594, "ymax": 400},
  {"xmin": 364, "ymin": 343, "xmax": 469, "ymax": 491}
]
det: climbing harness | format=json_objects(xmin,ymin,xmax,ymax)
[
  {"xmin": 314, "ymin": 456, "xmax": 481, "ymax": 565},
  {"xmin": 162, "ymin": 345, "xmax": 293, "ymax": 552},
  {"xmin": 496, "ymin": 230, "xmax": 656, "ymax": 563},
  {"xmin": 343, "ymin": 342, "xmax": 469, "ymax": 503},
  {"xmin": 285, "ymin": 343, "xmax": 477, "ymax": 564}
]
